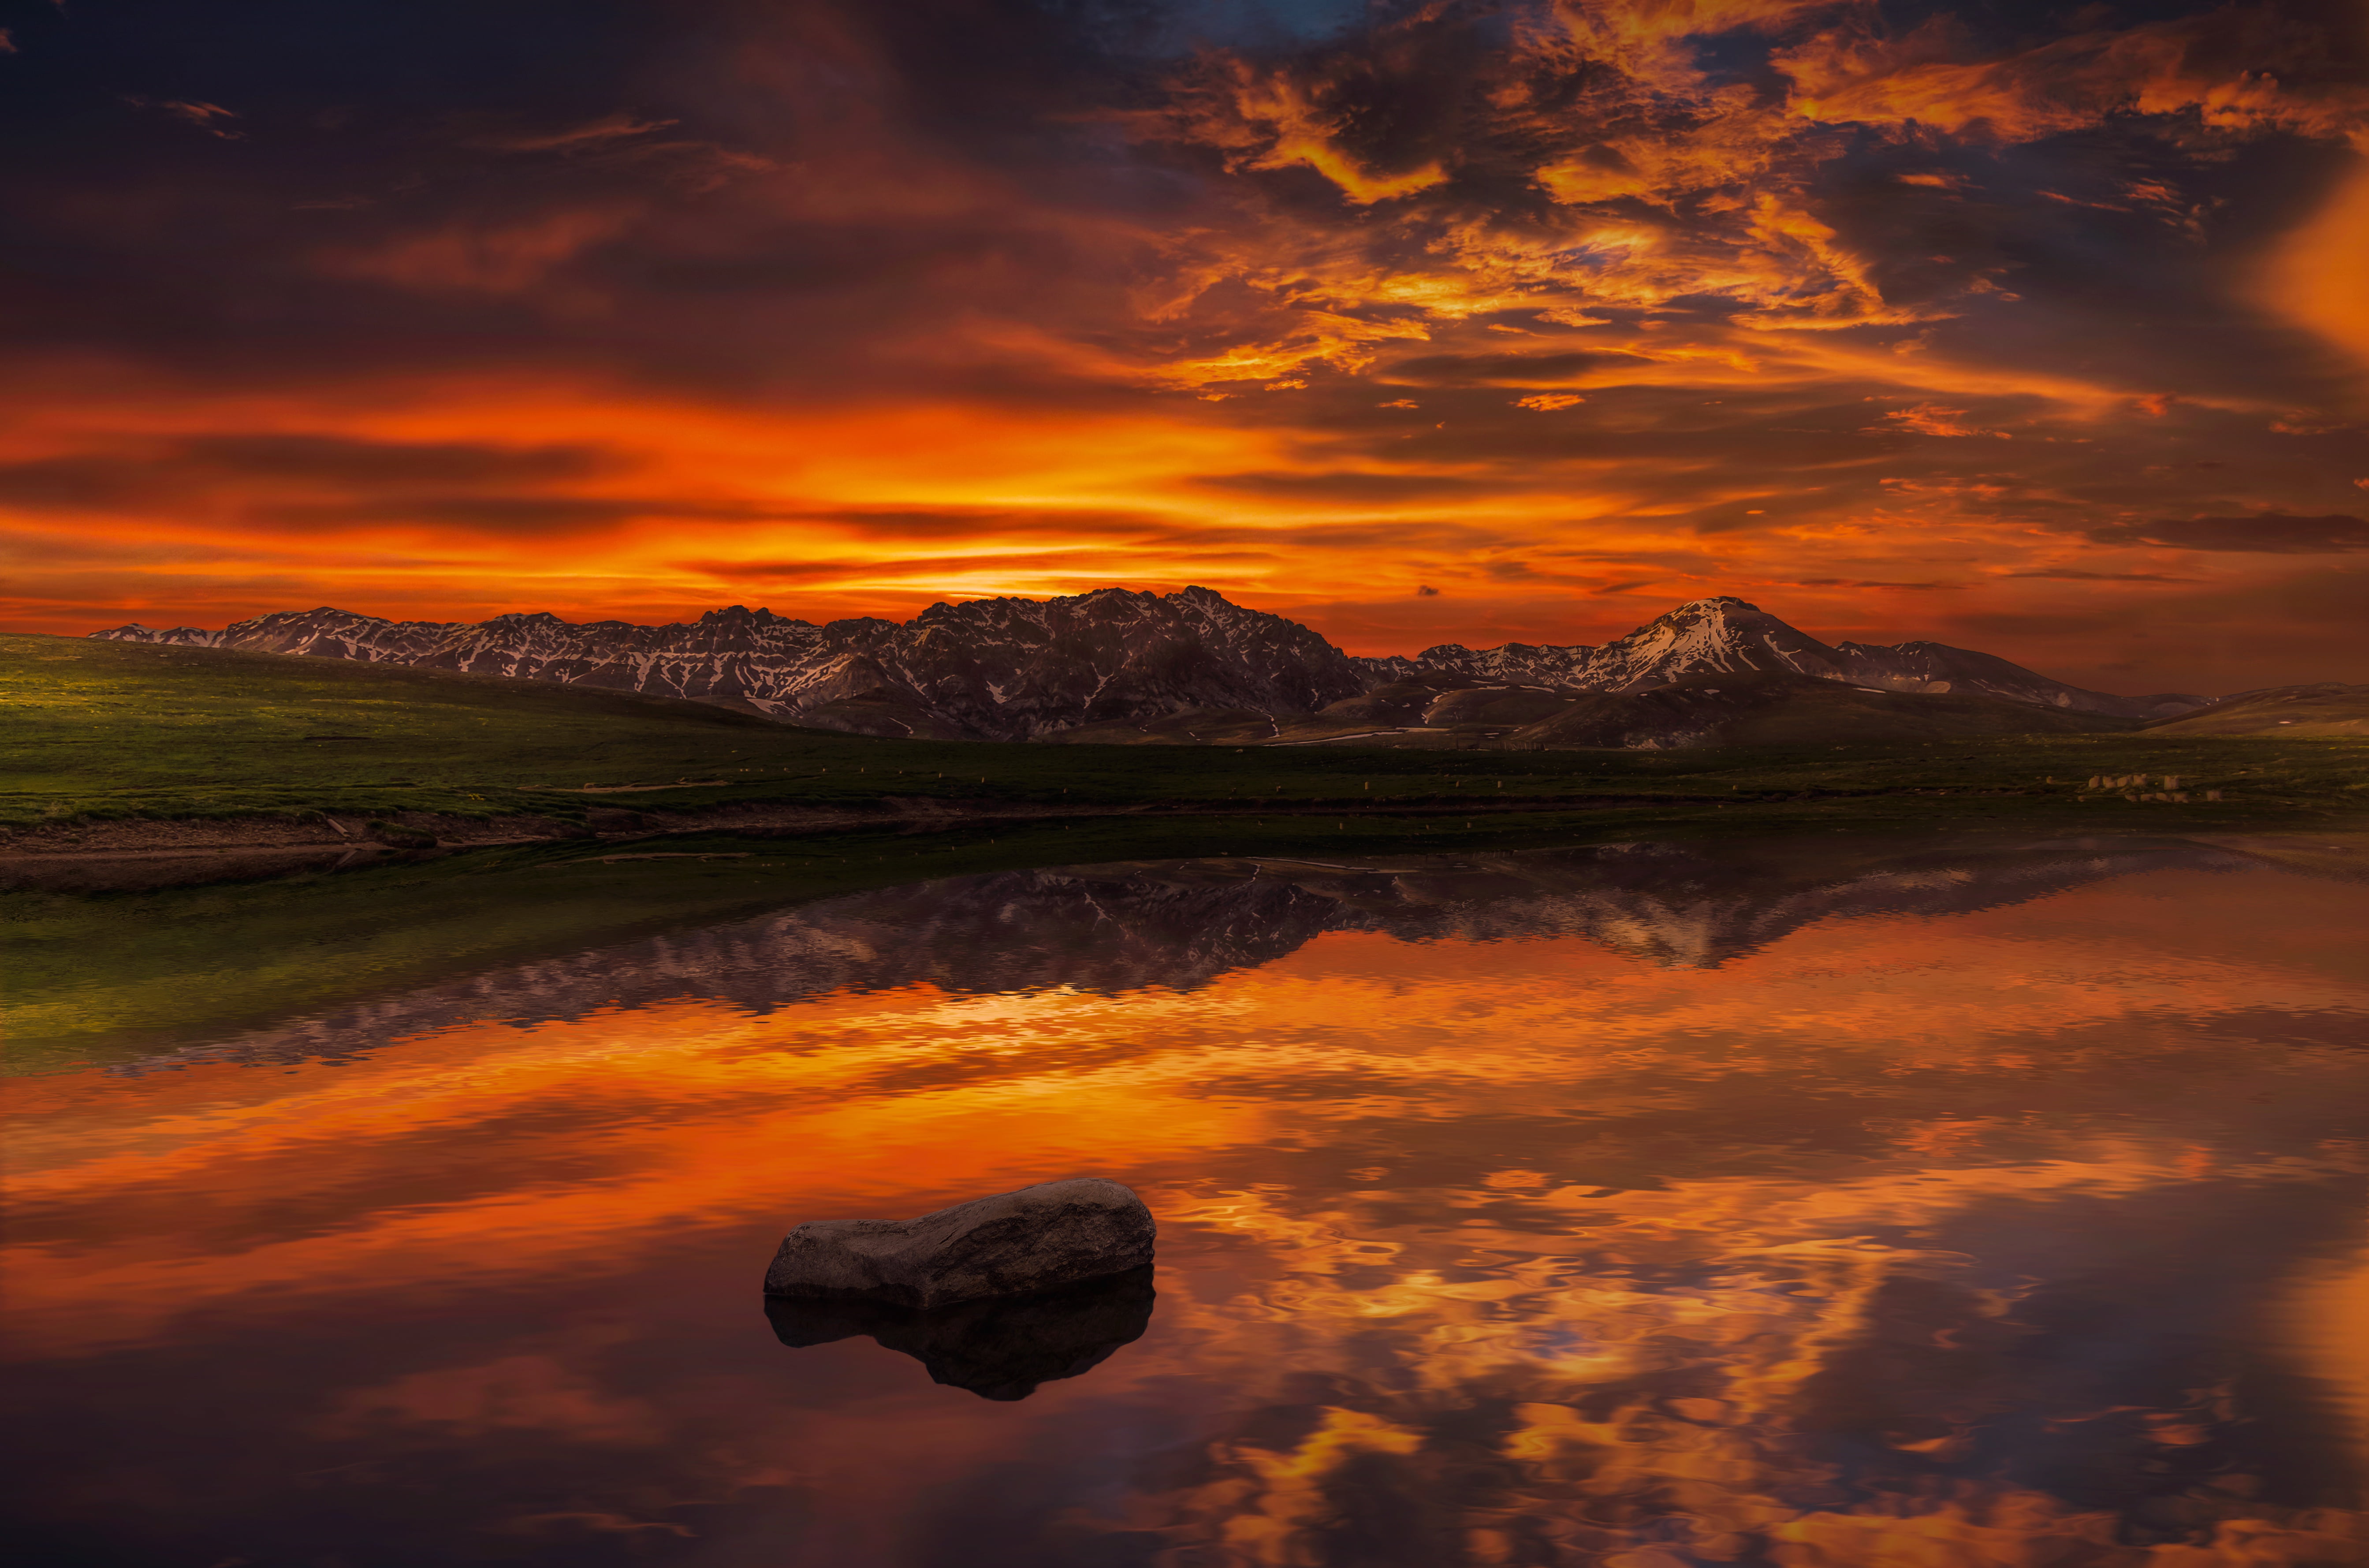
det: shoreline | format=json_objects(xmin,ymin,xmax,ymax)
[
  {"xmin": 0, "ymin": 780, "xmax": 2217, "ymax": 858},
  {"xmin": 0, "ymin": 791, "xmax": 1729, "ymax": 861},
  {"xmin": 6, "ymin": 790, "xmax": 2361, "ymax": 895}
]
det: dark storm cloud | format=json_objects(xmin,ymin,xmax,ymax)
[
  {"xmin": 0, "ymin": 456, "xmax": 158, "ymax": 511},
  {"xmin": 676, "ymin": 545, "xmax": 1294, "ymax": 585},
  {"xmin": 182, "ymin": 436, "xmax": 616, "ymax": 485},
  {"xmin": 0, "ymin": 0, "xmax": 1160, "ymax": 399},
  {"xmin": 2086, "ymin": 514, "xmax": 2369, "ymax": 552},
  {"xmin": 247, "ymin": 497, "xmax": 687, "ymax": 533},
  {"xmin": 2000, "ymin": 569, "xmax": 2194, "ymax": 581},
  {"xmin": 771, "ymin": 507, "xmax": 1185, "ymax": 542},
  {"xmin": 0, "ymin": 437, "xmax": 624, "ymax": 511},
  {"xmin": 1791, "ymin": 578, "xmax": 1966, "ymax": 590}
]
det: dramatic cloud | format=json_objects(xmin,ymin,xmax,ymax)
[
  {"xmin": 2001, "ymin": 569, "xmax": 2194, "ymax": 581},
  {"xmin": 2086, "ymin": 513, "xmax": 2369, "ymax": 552},
  {"xmin": 123, "ymin": 95, "xmax": 242, "ymax": 138},
  {"xmin": 0, "ymin": 0, "xmax": 2365, "ymax": 688},
  {"xmin": 1872, "ymin": 404, "xmax": 2008, "ymax": 438}
]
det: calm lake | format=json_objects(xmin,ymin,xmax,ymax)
[{"xmin": 5, "ymin": 833, "xmax": 2366, "ymax": 1566}]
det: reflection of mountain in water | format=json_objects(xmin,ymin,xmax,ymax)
[
  {"xmin": 164, "ymin": 835, "xmax": 2264, "ymax": 1065},
  {"xmin": 766, "ymin": 1266, "xmax": 1156, "ymax": 1402}
]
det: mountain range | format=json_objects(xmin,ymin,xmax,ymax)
[{"xmin": 93, "ymin": 589, "xmax": 2209, "ymax": 746}]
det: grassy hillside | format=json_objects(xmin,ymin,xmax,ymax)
[
  {"xmin": 2138, "ymin": 683, "xmax": 2369, "ymax": 737},
  {"xmin": 1049, "ymin": 670, "xmax": 2138, "ymax": 749},
  {"xmin": 1498, "ymin": 672, "xmax": 2131, "ymax": 749},
  {"xmin": 4, "ymin": 633, "xmax": 2365, "ymax": 833},
  {"xmin": 2, "ymin": 633, "xmax": 786, "ymax": 826}
]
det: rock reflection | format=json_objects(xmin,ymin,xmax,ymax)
[{"xmin": 765, "ymin": 1266, "xmax": 1155, "ymax": 1401}]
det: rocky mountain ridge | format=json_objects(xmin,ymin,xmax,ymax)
[
  {"xmin": 95, "ymin": 587, "xmax": 1367, "ymax": 742},
  {"xmin": 93, "ymin": 589, "xmax": 2206, "ymax": 741},
  {"xmin": 1355, "ymin": 597, "xmax": 2198, "ymax": 719}
]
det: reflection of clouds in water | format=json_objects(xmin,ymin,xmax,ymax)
[
  {"xmin": 2279, "ymin": 1252, "xmax": 2369, "ymax": 1481},
  {"xmin": 324, "ymin": 1351, "xmax": 664, "ymax": 1446},
  {"xmin": 5, "ymin": 843, "xmax": 2366, "ymax": 1564},
  {"xmin": 1112, "ymin": 1155, "xmax": 2366, "ymax": 1563}
]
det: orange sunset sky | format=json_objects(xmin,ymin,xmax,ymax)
[{"xmin": 3, "ymin": 0, "xmax": 2367, "ymax": 693}]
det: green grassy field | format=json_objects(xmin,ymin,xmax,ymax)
[{"xmin": 6, "ymin": 633, "xmax": 2367, "ymax": 833}]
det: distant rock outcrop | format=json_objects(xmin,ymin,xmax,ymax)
[
  {"xmin": 93, "ymin": 589, "xmax": 2207, "ymax": 739},
  {"xmin": 763, "ymin": 1178, "xmax": 1157, "ymax": 1310}
]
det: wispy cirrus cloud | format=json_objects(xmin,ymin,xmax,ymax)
[{"xmin": 2085, "ymin": 513, "xmax": 2369, "ymax": 552}]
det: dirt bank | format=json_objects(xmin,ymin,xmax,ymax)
[
  {"xmin": 0, "ymin": 798, "xmax": 1111, "ymax": 861},
  {"xmin": 0, "ymin": 791, "xmax": 1712, "ymax": 861}
]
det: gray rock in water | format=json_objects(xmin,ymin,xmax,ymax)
[{"xmin": 762, "ymin": 1177, "xmax": 1155, "ymax": 1309}]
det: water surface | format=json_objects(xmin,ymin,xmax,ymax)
[{"xmin": 5, "ymin": 834, "xmax": 2366, "ymax": 1565}]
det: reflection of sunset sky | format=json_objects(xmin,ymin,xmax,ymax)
[
  {"xmin": 4, "ymin": 1, "xmax": 2369, "ymax": 690},
  {"xmin": 6, "ymin": 862, "xmax": 2365, "ymax": 1560}
]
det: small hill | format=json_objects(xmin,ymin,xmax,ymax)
[
  {"xmin": 0, "ymin": 633, "xmax": 801, "ymax": 829},
  {"xmin": 1055, "ymin": 671, "xmax": 2136, "ymax": 749},
  {"xmin": 2137, "ymin": 684, "xmax": 2369, "ymax": 737},
  {"xmin": 1500, "ymin": 672, "xmax": 2134, "ymax": 749}
]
